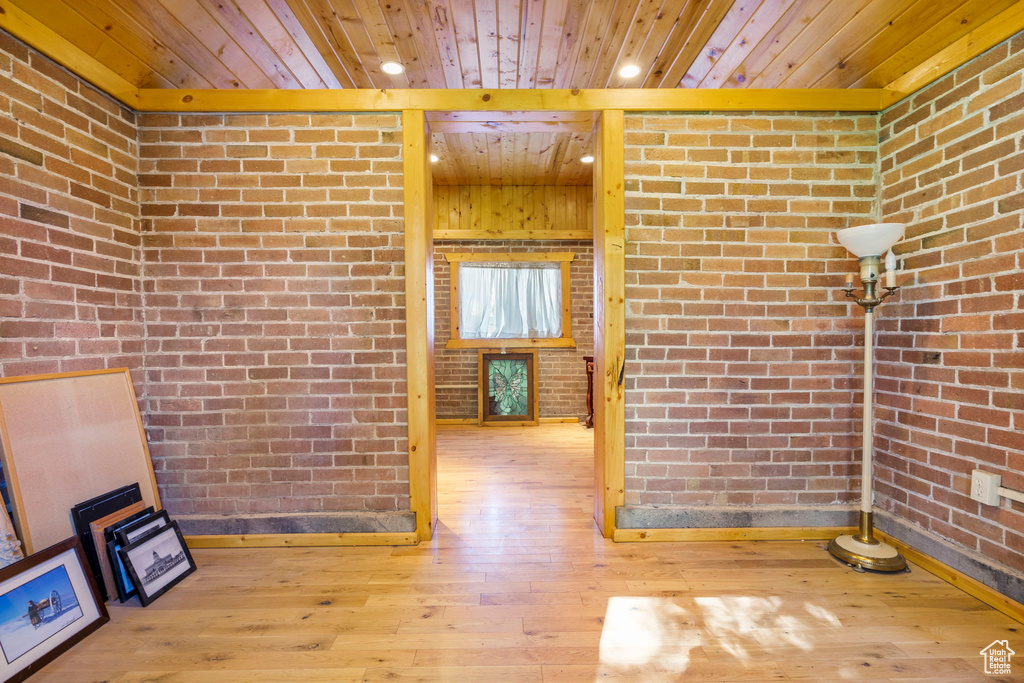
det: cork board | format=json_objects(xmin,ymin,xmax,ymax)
[{"xmin": 0, "ymin": 369, "xmax": 161, "ymax": 554}]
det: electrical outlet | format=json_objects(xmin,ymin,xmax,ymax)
[{"xmin": 971, "ymin": 469, "xmax": 1001, "ymax": 505}]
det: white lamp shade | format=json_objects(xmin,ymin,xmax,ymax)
[{"xmin": 836, "ymin": 223, "xmax": 905, "ymax": 257}]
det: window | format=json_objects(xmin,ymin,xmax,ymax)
[{"xmin": 444, "ymin": 252, "xmax": 576, "ymax": 349}]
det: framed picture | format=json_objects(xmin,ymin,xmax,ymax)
[
  {"xmin": 107, "ymin": 511, "xmax": 169, "ymax": 603},
  {"xmin": 0, "ymin": 537, "xmax": 108, "ymax": 682},
  {"xmin": 118, "ymin": 522, "xmax": 195, "ymax": 607},
  {"xmin": 114, "ymin": 510, "xmax": 169, "ymax": 547},
  {"xmin": 70, "ymin": 483, "xmax": 142, "ymax": 596},
  {"xmin": 88, "ymin": 502, "xmax": 146, "ymax": 601},
  {"xmin": 477, "ymin": 350, "xmax": 539, "ymax": 426}
]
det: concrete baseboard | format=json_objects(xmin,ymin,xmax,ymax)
[
  {"xmin": 175, "ymin": 511, "xmax": 417, "ymax": 536},
  {"xmin": 615, "ymin": 505, "xmax": 858, "ymax": 529},
  {"xmin": 875, "ymin": 510, "xmax": 1024, "ymax": 605}
]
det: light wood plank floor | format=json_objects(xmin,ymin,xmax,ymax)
[{"xmin": 39, "ymin": 425, "xmax": 1020, "ymax": 681}]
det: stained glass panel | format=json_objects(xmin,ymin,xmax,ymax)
[{"xmin": 487, "ymin": 358, "xmax": 529, "ymax": 416}]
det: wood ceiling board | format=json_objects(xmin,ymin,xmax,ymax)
[
  {"xmin": 621, "ymin": 0, "xmax": 700, "ymax": 88},
  {"xmin": 285, "ymin": 0, "xmax": 365, "ymax": 88},
  {"xmin": 36, "ymin": 0, "xmax": 214, "ymax": 89},
  {"xmin": 886, "ymin": 0, "xmax": 1024, "ymax": 96},
  {"xmin": 744, "ymin": 0, "xmax": 874, "ymax": 88},
  {"xmin": 681, "ymin": 0, "xmax": 765, "ymax": 88},
  {"xmin": 7, "ymin": 0, "xmax": 169, "ymax": 89},
  {"xmin": 496, "ymin": 0, "xmax": 523, "ymax": 88},
  {"xmin": 582, "ymin": 0, "xmax": 643, "ymax": 88},
  {"xmin": 775, "ymin": 0, "xmax": 914, "ymax": 89},
  {"xmin": 155, "ymin": 0, "xmax": 278, "ymax": 88},
  {"xmin": 714, "ymin": 0, "xmax": 826, "ymax": 89},
  {"xmin": 0, "ymin": 0, "xmax": 140, "ymax": 104},
  {"xmin": 109, "ymin": 0, "xmax": 263, "ymax": 89},
  {"xmin": 380, "ymin": 0, "xmax": 438, "ymax": 88},
  {"xmin": 431, "ymin": 131, "xmax": 593, "ymax": 185},
  {"xmin": 194, "ymin": 0, "xmax": 303, "ymax": 88},
  {"xmin": 688, "ymin": 0, "xmax": 798, "ymax": 88},
  {"xmin": 265, "ymin": 0, "xmax": 346, "ymax": 88},
  {"xmin": 851, "ymin": 0, "xmax": 1022, "ymax": 88},
  {"xmin": 534, "ymin": 0, "xmax": 575, "ymax": 89},
  {"xmin": 473, "ymin": 0, "xmax": 500, "ymax": 89},
  {"xmin": 644, "ymin": 0, "xmax": 735, "ymax": 88},
  {"xmin": 807, "ymin": 0, "xmax": 969, "ymax": 88}
]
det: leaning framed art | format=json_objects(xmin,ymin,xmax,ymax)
[
  {"xmin": 477, "ymin": 349, "xmax": 539, "ymax": 426},
  {"xmin": 0, "ymin": 537, "xmax": 108, "ymax": 682},
  {"xmin": 118, "ymin": 522, "xmax": 196, "ymax": 607}
]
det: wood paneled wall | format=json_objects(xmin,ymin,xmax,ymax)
[{"xmin": 432, "ymin": 185, "xmax": 593, "ymax": 238}]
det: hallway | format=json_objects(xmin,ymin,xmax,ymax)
[{"xmin": 37, "ymin": 425, "xmax": 1020, "ymax": 681}]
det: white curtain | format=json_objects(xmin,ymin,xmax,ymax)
[{"xmin": 459, "ymin": 262, "xmax": 562, "ymax": 339}]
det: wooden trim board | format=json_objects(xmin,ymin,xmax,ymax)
[
  {"xmin": 613, "ymin": 526, "xmax": 858, "ymax": 542},
  {"xmin": 875, "ymin": 530, "xmax": 1024, "ymax": 625},
  {"xmin": 135, "ymin": 88, "xmax": 890, "ymax": 112},
  {"xmin": 402, "ymin": 110, "xmax": 437, "ymax": 543},
  {"xmin": 435, "ymin": 229, "xmax": 592, "ymax": 241},
  {"xmin": 437, "ymin": 417, "xmax": 579, "ymax": 426},
  {"xmin": 184, "ymin": 533, "xmax": 419, "ymax": 548},
  {"xmin": 592, "ymin": 110, "xmax": 626, "ymax": 539}
]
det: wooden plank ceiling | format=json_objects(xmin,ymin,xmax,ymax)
[{"xmin": 11, "ymin": 0, "xmax": 1017, "ymax": 184}]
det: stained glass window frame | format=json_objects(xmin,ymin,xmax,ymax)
[{"xmin": 477, "ymin": 350, "xmax": 539, "ymax": 426}]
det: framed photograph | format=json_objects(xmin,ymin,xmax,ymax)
[
  {"xmin": 0, "ymin": 537, "xmax": 108, "ymax": 682},
  {"xmin": 104, "ymin": 507, "xmax": 155, "ymax": 546},
  {"xmin": 114, "ymin": 510, "xmax": 169, "ymax": 546},
  {"xmin": 107, "ymin": 511, "xmax": 169, "ymax": 603},
  {"xmin": 118, "ymin": 522, "xmax": 195, "ymax": 607}
]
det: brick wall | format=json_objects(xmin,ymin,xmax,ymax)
[
  {"xmin": 877, "ymin": 35, "xmax": 1024, "ymax": 578},
  {"xmin": 434, "ymin": 241, "xmax": 594, "ymax": 419},
  {"xmin": 621, "ymin": 112, "xmax": 879, "ymax": 525},
  {"xmin": 137, "ymin": 113, "xmax": 412, "ymax": 532},
  {"xmin": 0, "ymin": 33, "xmax": 142, "ymax": 379}
]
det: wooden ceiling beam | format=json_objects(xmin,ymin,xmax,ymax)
[
  {"xmin": 429, "ymin": 120, "xmax": 594, "ymax": 133},
  {"xmin": 135, "ymin": 87, "xmax": 889, "ymax": 111},
  {"xmin": 0, "ymin": 0, "xmax": 140, "ymax": 106},
  {"xmin": 882, "ymin": 0, "xmax": 1024, "ymax": 106}
]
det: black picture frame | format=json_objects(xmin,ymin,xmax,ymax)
[
  {"xmin": 107, "ymin": 511, "xmax": 170, "ymax": 603},
  {"xmin": 118, "ymin": 522, "xmax": 195, "ymax": 607},
  {"xmin": 103, "ymin": 507, "xmax": 154, "ymax": 546},
  {"xmin": 69, "ymin": 484, "xmax": 142, "ymax": 598},
  {"xmin": 0, "ymin": 537, "xmax": 109, "ymax": 682},
  {"xmin": 114, "ymin": 510, "xmax": 169, "ymax": 547}
]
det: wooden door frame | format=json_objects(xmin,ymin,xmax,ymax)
[{"xmin": 403, "ymin": 109, "xmax": 626, "ymax": 542}]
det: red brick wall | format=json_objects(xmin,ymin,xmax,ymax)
[
  {"xmin": 622, "ymin": 113, "xmax": 879, "ymax": 517},
  {"xmin": 434, "ymin": 241, "xmax": 594, "ymax": 419},
  {"xmin": 137, "ymin": 113, "xmax": 409, "ymax": 522},
  {"xmin": 877, "ymin": 35, "xmax": 1024, "ymax": 573},
  {"xmin": 0, "ymin": 33, "xmax": 142, "ymax": 379}
]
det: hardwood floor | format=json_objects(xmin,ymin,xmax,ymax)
[{"xmin": 39, "ymin": 424, "xmax": 1020, "ymax": 681}]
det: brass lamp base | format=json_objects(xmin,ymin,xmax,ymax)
[{"xmin": 827, "ymin": 512, "xmax": 907, "ymax": 572}]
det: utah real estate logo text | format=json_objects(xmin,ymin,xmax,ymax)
[{"xmin": 980, "ymin": 640, "xmax": 1014, "ymax": 676}]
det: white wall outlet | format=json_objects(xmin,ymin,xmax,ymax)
[{"xmin": 971, "ymin": 469, "xmax": 1001, "ymax": 506}]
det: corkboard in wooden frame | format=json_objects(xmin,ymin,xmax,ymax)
[{"xmin": 0, "ymin": 369, "xmax": 161, "ymax": 554}]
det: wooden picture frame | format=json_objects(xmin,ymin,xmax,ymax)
[
  {"xmin": 87, "ymin": 502, "xmax": 146, "ymax": 601},
  {"xmin": 477, "ymin": 350, "xmax": 540, "ymax": 427},
  {"xmin": 444, "ymin": 252, "xmax": 576, "ymax": 349},
  {"xmin": 118, "ymin": 522, "xmax": 196, "ymax": 607},
  {"xmin": 0, "ymin": 537, "xmax": 109, "ymax": 682},
  {"xmin": 106, "ymin": 509, "xmax": 169, "ymax": 603},
  {"xmin": 70, "ymin": 484, "xmax": 144, "ymax": 601}
]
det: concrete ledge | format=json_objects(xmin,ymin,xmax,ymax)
[
  {"xmin": 616, "ymin": 505, "xmax": 858, "ymax": 529},
  {"xmin": 175, "ymin": 511, "xmax": 417, "ymax": 536},
  {"xmin": 875, "ymin": 510, "xmax": 1024, "ymax": 606}
]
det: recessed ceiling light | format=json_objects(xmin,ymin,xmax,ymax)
[
  {"xmin": 618, "ymin": 64, "xmax": 641, "ymax": 78},
  {"xmin": 430, "ymin": 154, "xmax": 440, "ymax": 163},
  {"xmin": 381, "ymin": 61, "xmax": 405, "ymax": 75},
  {"xmin": 580, "ymin": 155, "xmax": 594, "ymax": 164}
]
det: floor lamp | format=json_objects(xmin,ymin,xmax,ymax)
[{"xmin": 827, "ymin": 223, "xmax": 908, "ymax": 573}]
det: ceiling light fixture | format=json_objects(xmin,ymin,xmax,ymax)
[
  {"xmin": 580, "ymin": 155, "xmax": 594, "ymax": 164},
  {"xmin": 381, "ymin": 61, "xmax": 405, "ymax": 75},
  {"xmin": 618, "ymin": 64, "xmax": 641, "ymax": 78},
  {"xmin": 429, "ymin": 154, "xmax": 440, "ymax": 163}
]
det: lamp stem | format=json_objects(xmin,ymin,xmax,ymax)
[{"xmin": 854, "ymin": 309, "xmax": 878, "ymax": 545}]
